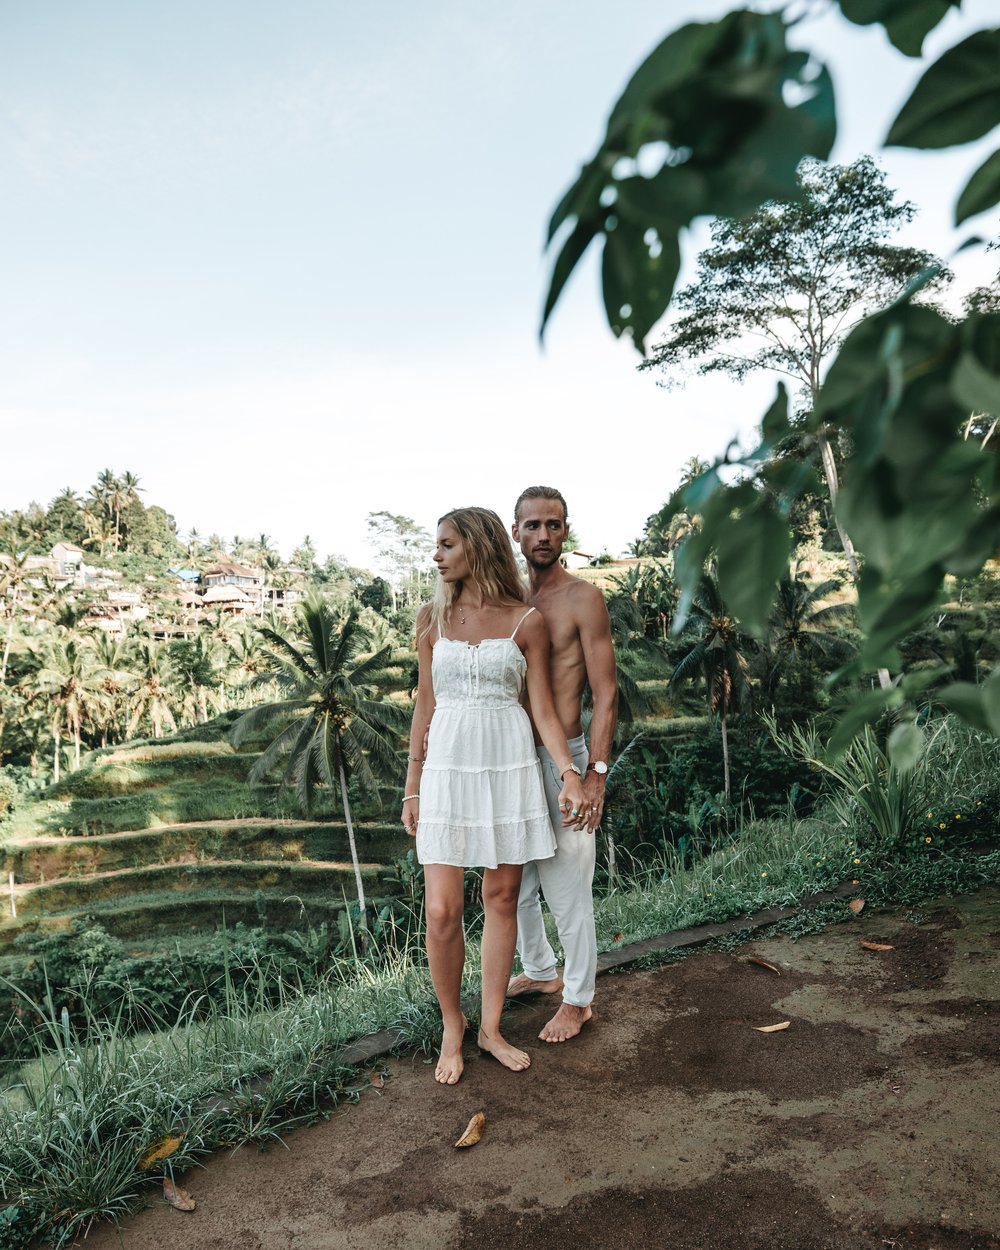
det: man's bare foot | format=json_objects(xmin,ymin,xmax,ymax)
[
  {"xmin": 506, "ymin": 971, "xmax": 564, "ymax": 998},
  {"xmin": 539, "ymin": 1002, "xmax": 593, "ymax": 1043},
  {"xmin": 435, "ymin": 1014, "xmax": 467, "ymax": 1085},
  {"xmin": 477, "ymin": 1031, "xmax": 531, "ymax": 1072}
]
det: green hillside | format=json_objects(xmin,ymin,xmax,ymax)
[{"xmin": 0, "ymin": 727, "xmax": 410, "ymax": 956}]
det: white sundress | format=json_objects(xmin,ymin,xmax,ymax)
[{"xmin": 416, "ymin": 608, "xmax": 557, "ymax": 869}]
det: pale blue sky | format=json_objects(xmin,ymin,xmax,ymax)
[{"xmin": 1, "ymin": 1, "xmax": 995, "ymax": 566}]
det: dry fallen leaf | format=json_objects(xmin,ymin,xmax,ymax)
[
  {"xmin": 367, "ymin": 1071, "xmax": 385, "ymax": 1088},
  {"xmin": 163, "ymin": 1179, "xmax": 196, "ymax": 1212},
  {"xmin": 860, "ymin": 940, "xmax": 895, "ymax": 951},
  {"xmin": 752, "ymin": 1021, "xmax": 791, "ymax": 1033},
  {"xmin": 454, "ymin": 1111, "xmax": 486, "ymax": 1148},
  {"xmin": 612, "ymin": 932, "xmax": 624, "ymax": 943},
  {"xmin": 138, "ymin": 1134, "xmax": 184, "ymax": 1170},
  {"xmin": 848, "ymin": 898, "xmax": 866, "ymax": 915},
  {"xmin": 746, "ymin": 956, "xmax": 781, "ymax": 976}
]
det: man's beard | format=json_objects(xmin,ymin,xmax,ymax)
[{"xmin": 526, "ymin": 548, "xmax": 560, "ymax": 570}]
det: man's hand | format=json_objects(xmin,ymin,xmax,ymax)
[{"xmin": 582, "ymin": 770, "xmax": 606, "ymax": 834}]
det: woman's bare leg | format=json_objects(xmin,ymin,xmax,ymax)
[
  {"xmin": 478, "ymin": 863, "xmax": 530, "ymax": 1072},
  {"xmin": 424, "ymin": 864, "xmax": 468, "ymax": 1084}
]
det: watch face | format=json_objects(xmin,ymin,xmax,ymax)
[{"xmin": 591, "ymin": 761, "xmax": 608, "ymax": 775}]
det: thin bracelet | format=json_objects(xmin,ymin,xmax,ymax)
[
  {"xmin": 403, "ymin": 793, "xmax": 420, "ymax": 801},
  {"xmin": 407, "ymin": 756, "xmax": 424, "ymax": 763}
]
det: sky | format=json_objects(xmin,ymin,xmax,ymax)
[{"xmin": 1, "ymin": 0, "xmax": 996, "ymax": 569}]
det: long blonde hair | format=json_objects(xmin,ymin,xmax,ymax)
[{"xmin": 419, "ymin": 506, "xmax": 525, "ymax": 642}]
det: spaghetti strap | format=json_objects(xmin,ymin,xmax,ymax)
[{"xmin": 510, "ymin": 606, "xmax": 536, "ymax": 640}]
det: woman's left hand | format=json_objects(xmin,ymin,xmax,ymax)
[
  {"xmin": 401, "ymin": 797, "xmax": 419, "ymax": 838},
  {"xmin": 557, "ymin": 775, "xmax": 587, "ymax": 828}
]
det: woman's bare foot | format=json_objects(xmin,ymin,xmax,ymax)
[
  {"xmin": 435, "ymin": 1014, "xmax": 468, "ymax": 1085},
  {"xmin": 477, "ymin": 1030, "xmax": 531, "ymax": 1072},
  {"xmin": 506, "ymin": 971, "xmax": 564, "ymax": 998},
  {"xmin": 539, "ymin": 1002, "xmax": 593, "ymax": 1043}
]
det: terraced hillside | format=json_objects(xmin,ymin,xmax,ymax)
[{"xmin": 0, "ymin": 726, "xmax": 411, "ymax": 954}]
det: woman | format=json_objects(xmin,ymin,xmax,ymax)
[{"xmin": 401, "ymin": 506, "xmax": 587, "ymax": 1085}]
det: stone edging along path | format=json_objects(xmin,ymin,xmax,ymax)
[{"xmin": 335, "ymin": 879, "xmax": 858, "ymax": 1069}]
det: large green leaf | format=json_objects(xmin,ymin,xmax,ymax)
[
  {"xmin": 836, "ymin": 0, "xmax": 956, "ymax": 57},
  {"xmin": 601, "ymin": 219, "xmax": 682, "ymax": 349},
  {"xmin": 887, "ymin": 29, "xmax": 1000, "ymax": 150},
  {"xmin": 937, "ymin": 682, "xmax": 992, "ymax": 733},
  {"xmin": 715, "ymin": 499, "xmax": 791, "ymax": 635},
  {"xmin": 955, "ymin": 148, "xmax": 1000, "ymax": 224},
  {"xmin": 827, "ymin": 685, "xmax": 904, "ymax": 756},
  {"xmin": 887, "ymin": 721, "xmax": 924, "ymax": 772},
  {"xmin": 542, "ymin": 10, "xmax": 836, "ymax": 349},
  {"xmin": 541, "ymin": 219, "xmax": 599, "ymax": 338},
  {"xmin": 952, "ymin": 349, "xmax": 1000, "ymax": 416}
]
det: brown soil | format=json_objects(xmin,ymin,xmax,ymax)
[{"xmin": 83, "ymin": 888, "xmax": 1000, "ymax": 1250}]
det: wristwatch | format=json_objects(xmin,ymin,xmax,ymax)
[
  {"xmin": 561, "ymin": 763, "xmax": 582, "ymax": 778},
  {"xmin": 587, "ymin": 761, "xmax": 609, "ymax": 776}
]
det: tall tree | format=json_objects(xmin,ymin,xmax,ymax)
[
  {"xmin": 231, "ymin": 595, "xmax": 407, "ymax": 939},
  {"xmin": 641, "ymin": 157, "xmax": 943, "ymax": 578},
  {"xmin": 32, "ymin": 633, "xmax": 103, "ymax": 775},
  {"xmin": 126, "ymin": 640, "xmax": 177, "ymax": 740},
  {"xmin": 670, "ymin": 571, "xmax": 755, "ymax": 799},
  {"xmin": 365, "ymin": 512, "xmax": 433, "ymax": 611}
]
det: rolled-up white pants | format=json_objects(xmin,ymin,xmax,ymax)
[{"xmin": 515, "ymin": 734, "xmax": 596, "ymax": 1008}]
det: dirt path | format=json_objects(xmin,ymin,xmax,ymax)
[{"xmin": 84, "ymin": 889, "xmax": 1000, "ymax": 1250}]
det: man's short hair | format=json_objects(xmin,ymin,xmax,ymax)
[{"xmin": 514, "ymin": 485, "xmax": 569, "ymax": 523}]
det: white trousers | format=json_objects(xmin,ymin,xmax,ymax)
[{"xmin": 515, "ymin": 734, "xmax": 597, "ymax": 1007}]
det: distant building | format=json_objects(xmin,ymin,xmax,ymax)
[
  {"xmin": 201, "ymin": 562, "xmax": 263, "ymax": 591},
  {"xmin": 562, "ymin": 551, "xmax": 594, "ymax": 571},
  {"xmin": 51, "ymin": 542, "xmax": 85, "ymax": 577}
]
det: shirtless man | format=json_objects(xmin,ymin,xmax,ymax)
[{"xmin": 507, "ymin": 485, "xmax": 617, "ymax": 1042}]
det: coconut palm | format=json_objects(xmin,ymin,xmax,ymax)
[
  {"xmin": 761, "ymin": 565, "xmax": 855, "ymax": 700},
  {"xmin": 670, "ymin": 570, "xmax": 756, "ymax": 799},
  {"xmin": 0, "ymin": 549, "xmax": 32, "ymax": 682},
  {"xmin": 32, "ymin": 633, "xmax": 104, "ymax": 777},
  {"xmin": 170, "ymin": 634, "xmax": 222, "ymax": 725},
  {"xmin": 231, "ymin": 593, "xmax": 408, "ymax": 937},
  {"xmin": 126, "ymin": 639, "xmax": 178, "ymax": 740},
  {"xmin": 90, "ymin": 632, "xmax": 136, "ymax": 746}
]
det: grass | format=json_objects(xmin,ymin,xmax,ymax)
[{"xmin": 2, "ymin": 713, "xmax": 998, "ymax": 1243}]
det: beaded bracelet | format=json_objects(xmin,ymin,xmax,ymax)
[{"xmin": 403, "ymin": 793, "xmax": 420, "ymax": 802}]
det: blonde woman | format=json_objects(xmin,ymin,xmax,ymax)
[{"xmin": 401, "ymin": 506, "xmax": 586, "ymax": 1085}]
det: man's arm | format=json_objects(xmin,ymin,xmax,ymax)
[{"xmin": 576, "ymin": 583, "xmax": 617, "ymax": 833}]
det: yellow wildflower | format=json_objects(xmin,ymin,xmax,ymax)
[{"xmin": 925, "ymin": 836, "xmax": 933, "ymax": 844}]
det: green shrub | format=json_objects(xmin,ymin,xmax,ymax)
[{"xmin": 0, "ymin": 774, "xmax": 16, "ymax": 822}]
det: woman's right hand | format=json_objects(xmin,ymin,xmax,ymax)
[{"xmin": 401, "ymin": 797, "xmax": 419, "ymax": 838}]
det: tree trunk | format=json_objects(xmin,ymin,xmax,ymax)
[
  {"xmin": 720, "ymin": 709, "xmax": 731, "ymax": 801},
  {"xmin": 817, "ymin": 434, "xmax": 859, "ymax": 580},
  {"xmin": 817, "ymin": 433, "xmax": 892, "ymax": 692},
  {"xmin": 53, "ymin": 727, "xmax": 61, "ymax": 785},
  {"xmin": 74, "ymin": 726, "xmax": 81, "ymax": 770},
  {"xmin": 339, "ymin": 761, "xmax": 368, "ymax": 947}
]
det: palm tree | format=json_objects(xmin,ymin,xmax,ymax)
[
  {"xmin": 762, "ymin": 565, "xmax": 855, "ymax": 700},
  {"xmin": 670, "ymin": 570, "xmax": 756, "ymax": 799},
  {"xmin": 127, "ymin": 639, "xmax": 178, "ymax": 740},
  {"xmin": 169, "ymin": 634, "xmax": 221, "ymax": 725},
  {"xmin": 0, "ymin": 549, "xmax": 32, "ymax": 682},
  {"xmin": 32, "ymin": 633, "xmax": 103, "ymax": 777},
  {"xmin": 118, "ymin": 471, "xmax": 143, "ymax": 548},
  {"xmin": 90, "ymin": 632, "xmax": 135, "ymax": 746},
  {"xmin": 231, "ymin": 594, "xmax": 408, "ymax": 938}
]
